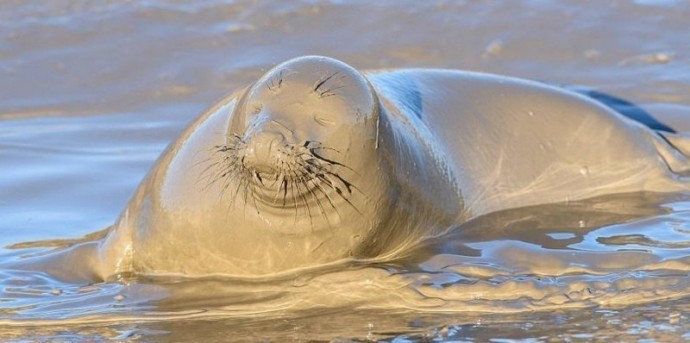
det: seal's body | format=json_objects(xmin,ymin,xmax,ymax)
[
  {"xmin": 369, "ymin": 70, "xmax": 688, "ymax": 214},
  {"xmin": 71, "ymin": 56, "xmax": 690, "ymax": 278}
]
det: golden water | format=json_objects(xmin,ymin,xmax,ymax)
[{"xmin": 1, "ymin": 1, "xmax": 690, "ymax": 341}]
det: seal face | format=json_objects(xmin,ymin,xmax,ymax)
[
  {"xmin": 95, "ymin": 56, "xmax": 410, "ymax": 278},
  {"xmin": 216, "ymin": 57, "xmax": 380, "ymax": 227}
]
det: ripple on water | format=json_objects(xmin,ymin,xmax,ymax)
[{"xmin": 0, "ymin": 192, "xmax": 689, "ymax": 341}]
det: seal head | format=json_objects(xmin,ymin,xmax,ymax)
[{"xmin": 218, "ymin": 56, "xmax": 385, "ymax": 234}]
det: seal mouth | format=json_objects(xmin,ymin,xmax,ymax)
[{"xmin": 207, "ymin": 135, "xmax": 360, "ymax": 216}]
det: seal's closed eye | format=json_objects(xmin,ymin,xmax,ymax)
[{"xmin": 314, "ymin": 113, "xmax": 336, "ymax": 127}]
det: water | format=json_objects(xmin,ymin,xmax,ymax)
[{"xmin": 1, "ymin": 0, "xmax": 690, "ymax": 341}]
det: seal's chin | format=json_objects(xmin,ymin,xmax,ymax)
[{"xmin": 241, "ymin": 156, "xmax": 290, "ymax": 195}]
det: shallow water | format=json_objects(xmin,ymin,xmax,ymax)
[{"xmin": 2, "ymin": 0, "xmax": 690, "ymax": 341}]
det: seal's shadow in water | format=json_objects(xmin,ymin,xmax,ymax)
[{"xmin": 401, "ymin": 192, "xmax": 689, "ymax": 264}]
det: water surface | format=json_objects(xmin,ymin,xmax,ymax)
[{"xmin": 1, "ymin": 0, "xmax": 690, "ymax": 341}]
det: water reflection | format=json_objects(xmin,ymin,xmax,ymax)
[
  {"xmin": 2, "ymin": 0, "xmax": 690, "ymax": 340},
  {"xmin": 1, "ymin": 192, "xmax": 689, "ymax": 339}
]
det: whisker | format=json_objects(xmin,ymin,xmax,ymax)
[
  {"xmin": 287, "ymin": 166, "xmax": 313, "ymax": 230},
  {"xmin": 282, "ymin": 177, "xmax": 289, "ymax": 207},
  {"xmin": 309, "ymin": 148, "xmax": 356, "ymax": 172},
  {"xmin": 304, "ymin": 140, "xmax": 342, "ymax": 154},
  {"xmin": 319, "ymin": 85, "xmax": 348, "ymax": 98},
  {"xmin": 304, "ymin": 159, "xmax": 361, "ymax": 195},
  {"xmin": 243, "ymin": 169, "xmax": 251, "ymax": 218},
  {"xmin": 308, "ymin": 174, "xmax": 341, "ymax": 223},
  {"xmin": 272, "ymin": 173, "xmax": 286, "ymax": 204},
  {"xmin": 313, "ymin": 72, "xmax": 339, "ymax": 93},
  {"xmin": 205, "ymin": 136, "xmax": 363, "ymax": 223},
  {"xmin": 296, "ymin": 165, "xmax": 331, "ymax": 226},
  {"xmin": 284, "ymin": 164, "xmax": 300, "ymax": 224}
]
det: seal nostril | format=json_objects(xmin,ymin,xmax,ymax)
[
  {"xmin": 269, "ymin": 120, "xmax": 297, "ymax": 142},
  {"xmin": 242, "ymin": 131, "xmax": 286, "ymax": 175}
]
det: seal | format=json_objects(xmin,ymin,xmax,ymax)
[{"xmin": 13, "ymin": 56, "xmax": 690, "ymax": 280}]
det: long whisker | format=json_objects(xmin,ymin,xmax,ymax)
[
  {"xmin": 301, "ymin": 165, "xmax": 341, "ymax": 223},
  {"xmin": 287, "ymin": 166, "xmax": 314, "ymax": 230},
  {"xmin": 313, "ymin": 72, "xmax": 338, "ymax": 93},
  {"xmin": 296, "ymin": 165, "xmax": 331, "ymax": 227},
  {"xmin": 206, "ymin": 137, "xmax": 363, "ymax": 222}
]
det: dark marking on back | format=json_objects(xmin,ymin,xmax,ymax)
[{"xmin": 547, "ymin": 82, "xmax": 676, "ymax": 133}]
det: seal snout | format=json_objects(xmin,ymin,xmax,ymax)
[{"xmin": 242, "ymin": 131, "xmax": 286, "ymax": 175}]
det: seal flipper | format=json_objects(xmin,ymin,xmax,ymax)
[
  {"xmin": 3, "ymin": 228, "xmax": 109, "ymax": 283},
  {"xmin": 654, "ymin": 132, "xmax": 690, "ymax": 175},
  {"xmin": 660, "ymin": 132, "xmax": 690, "ymax": 156},
  {"xmin": 3, "ymin": 242, "xmax": 103, "ymax": 283}
]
